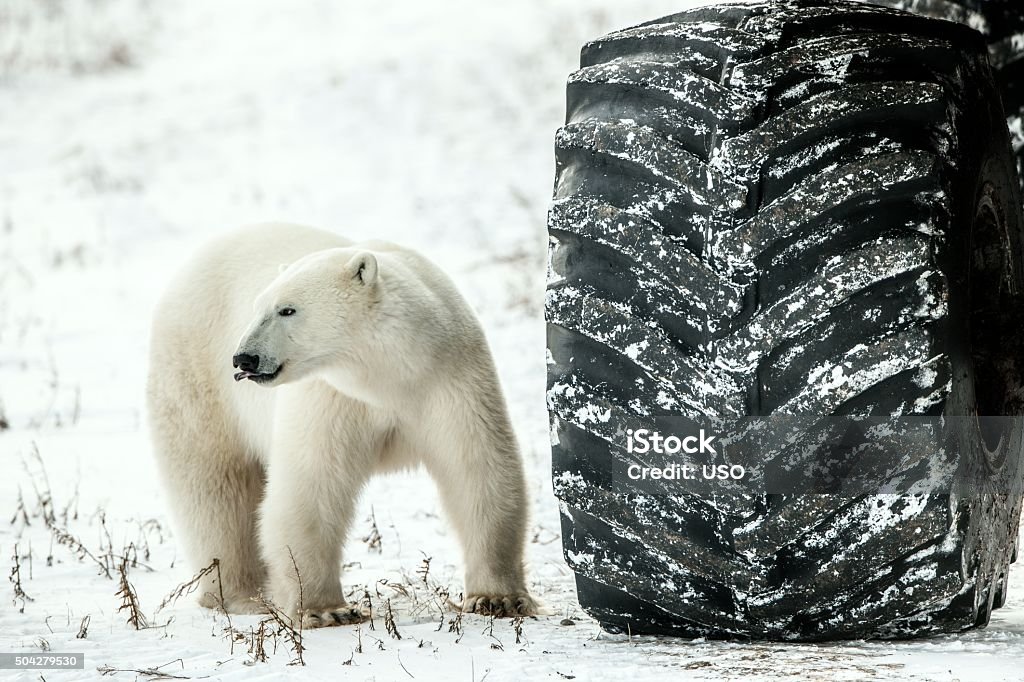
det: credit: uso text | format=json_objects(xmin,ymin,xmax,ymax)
[{"xmin": 626, "ymin": 463, "xmax": 746, "ymax": 481}]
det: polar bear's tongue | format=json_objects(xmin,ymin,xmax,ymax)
[{"xmin": 234, "ymin": 371, "xmax": 256, "ymax": 381}]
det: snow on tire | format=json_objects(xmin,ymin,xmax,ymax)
[
  {"xmin": 547, "ymin": 0, "xmax": 1024, "ymax": 640},
  {"xmin": 864, "ymin": 0, "xmax": 1024, "ymax": 195}
]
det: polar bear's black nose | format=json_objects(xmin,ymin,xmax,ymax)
[{"xmin": 233, "ymin": 353, "xmax": 260, "ymax": 372}]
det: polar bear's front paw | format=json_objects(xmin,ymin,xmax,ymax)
[
  {"xmin": 460, "ymin": 593, "xmax": 538, "ymax": 617},
  {"xmin": 300, "ymin": 604, "xmax": 371, "ymax": 628}
]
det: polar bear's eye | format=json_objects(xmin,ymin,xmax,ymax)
[{"xmin": 278, "ymin": 307, "xmax": 296, "ymax": 317}]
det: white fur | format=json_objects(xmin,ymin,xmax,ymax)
[{"xmin": 147, "ymin": 223, "xmax": 536, "ymax": 627}]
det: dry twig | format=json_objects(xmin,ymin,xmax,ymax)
[
  {"xmin": 9, "ymin": 543, "xmax": 33, "ymax": 612},
  {"xmin": 116, "ymin": 548, "xmax": 148, "ymax": 629}
]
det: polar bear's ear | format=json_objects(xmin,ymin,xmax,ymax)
[{"xmin": 345, "ymin": 251, "xmax": 378, "ymax": 286}]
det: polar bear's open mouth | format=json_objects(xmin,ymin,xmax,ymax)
[{"xmin": 234, "ymin": 364, "xmax": 283, "ymax": 384}]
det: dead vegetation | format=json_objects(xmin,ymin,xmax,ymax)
[
  {"xmin": 76, "ymin": 614, "xmax": 90, "ymax": 639},
  {"xmin": 513, "ymin": 616, "xmax": 525, "ymax": 645},
  {"xmin": 9, "ymin": 489, "xmax": 29, "ymax": 526},
  {"xmin": 210, "ymin": 583, "xmax": 308, "ymax": 666},
  {"xmin": 10, "ymin": 442, "xmax": 535, "ymax": 671},
  {"xmin": 0, "ymin": 0, "xmax": 156, "ymax": 79},
  {"xmin": 116, "ymin": 550, "xmax": 147, "ymax": 629},
  {"xmin": 363, "ymin": 506, "xmax": 383, "ymax": 553},
  {"xmin": 15, "ymin": 445, "xmax": 112, "ymax": 579},
  {"xmin": 9, "ymin": 542, "xmax": 33, "ymax": 612},
  {"xmin": 156, "ymin": 558, "xmax": 220, "ymax": 613},
  {"xmin": 97, "ymin": 658, "xmax": 189, "ymax": 679},
  {"xmin": 161, "ymin": 553, "xmax": 309, "ymax": 666},
  {"xmin": 12, "ymin": 445, "xmax": 166, "ymax": 632},
  {"xmin": 384, "ymin": 598, "xmax": 402, "ymax": 640},
  {"xmin": 241, "ymin": 548, "xmax": 306, "ymax": 666},
  {"xmin": 416, "ymin": 553, "xmax": 431, "ymax": 584},
  {"xmin": 252, "ymin": 591, "xmax": 305, "ymax": 666},
  {"xmin": 47, "ymin": 522, "xmax": 111, "ymax": 578}
]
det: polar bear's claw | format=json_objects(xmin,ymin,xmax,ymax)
[
  {"xmin": 460, "ymin": 594, "xmax": 538, "ymax": 617},
  {"xmin": 301, "ymin": 605, "xmax": 371, "ymax": 628}
]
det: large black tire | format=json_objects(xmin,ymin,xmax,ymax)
[
  {"xmin": 547, "ymin": 0, "xmax": 1024, "ymax": 640},
  {"xmin": 863, "ymin": 0, "xmax": 1024, "ymax": 194}
]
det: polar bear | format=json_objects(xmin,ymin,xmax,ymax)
[{"xmin": 146, "ymin": 223, "xmax": 537, "ymax": 627}]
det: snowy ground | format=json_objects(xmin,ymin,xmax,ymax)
[{"xmin": 3, "ymin": 0, "xmax": 1024, "ymax": 680}]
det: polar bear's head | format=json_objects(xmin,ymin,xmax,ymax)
[{"xmin": 232, "ymin": 248, "xmax": 379, "ymax": 386}]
